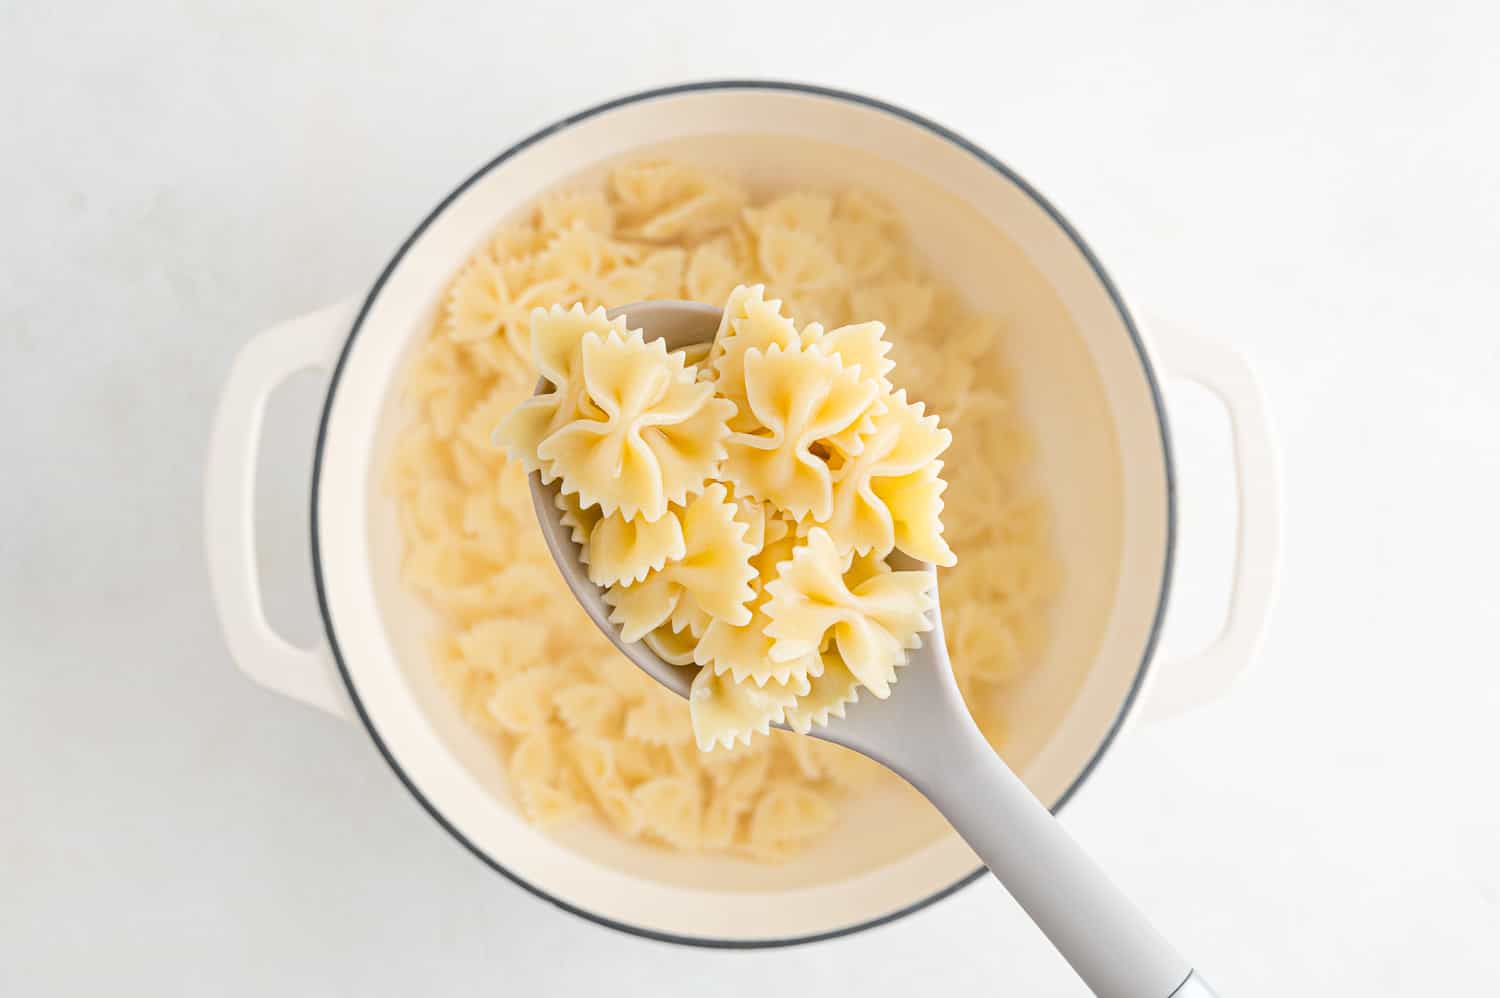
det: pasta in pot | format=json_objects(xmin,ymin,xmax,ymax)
[{"xmin": 386, "ymin": 160, "xmax": 1059, "ymax": 859}]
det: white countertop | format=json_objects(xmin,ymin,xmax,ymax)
[{"xmin": 3, "ymin": 2, "xmax": 1497, "ymax": 994}]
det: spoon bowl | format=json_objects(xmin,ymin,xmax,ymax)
[{"xmin": 527, "ymin": 300, "xmax": 1212, "ymax": 998}]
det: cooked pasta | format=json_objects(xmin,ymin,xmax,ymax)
[
  {"xmin": 821, "ymin": 390, "xmax": 953, "ymax": 562},
  {"xmin": 386, "ymin": 158, "xmax": 1059, "ymax": 860},
  {"xmin": 719, "ymin": 342, "xmax": 881, "ymax": 522},
  {"xmin": 512, "ymin": 316, "xmax": 734, "ymax": 521},
  {"xmin": 505, "ymin": 285, "xmax": 949, "ymax": 749},
  {"xmin": 763, "ymin": 528, "xmax": 936, "ymax": 699}
]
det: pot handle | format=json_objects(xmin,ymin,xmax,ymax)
[
  {"xmin": 1138, "ymin": 316, "xmax": 1283, "ymax": 722},
  {"xmin": 204, "ymin": 301, "xmax": 358, "ymax": 720}
]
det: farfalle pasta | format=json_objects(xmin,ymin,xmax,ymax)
[
  {"xmin": 587, "ymin": 509, "xmax": 685, "ymax": 587},
  {"xmin": 387, "ymin": 159, "xmax": 1059, "ymax": 860},
  {"xmin": 493, "ymin": 305, "xmax": 621, "ymax": 477},
  {"xmin": 707, "ymin": 284, "xmax": 804, "ymax": 433},
  {"xmin": 822, "ymin": 390, "xmax": 955, "ymax": 566},
  {"xmin": 695, "ymin": 528, "xmax": 805, "ymax": 687},
  {"xmin": 503, "ymin": 285, "xmax": 948, "ymax": 751},
  {"xmin": 497, "ymin": 306, "xmax": 734, "ymax": 520},
  {"xmin": 445, "ymin": 253, "xmax": 565, "ymax": 354},
  {"xmin": 689, "ymin": 666, "xmax": 803, "ymax": 752},
  {"xmin": 721, "ymin": 343, "xmax": 880, "ymax": 521},
  {"xmin": 764, "ymin": 529, "xmax": 937, "ymax": 699},
  {"xmin": 601, "ymin": 483, "xmax": 757, "ymax": 642}
]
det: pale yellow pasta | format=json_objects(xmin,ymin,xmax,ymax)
[
  {"xmin": 387, "ymin": 162, "xmax": 1060, "ymax": 861},
  {"xmin": 744, "ymin": 783, "xmax": 836, "ymax": 861},
  {"xmin": 603, "ymin": 483, "xmax": 757, "ymax": 642},
  {"xmin": 487, "ymin": 669, "xmax": 562, "ymax": 735},
  {"xmin": 502, "ymin": 283, "xmax": 948, "ymax": 749},
  {"xmin": 586, "ymin": 508, "xmax": 686, "ymax": 587},
  {"xmin": 538, "ymin": 327, "xmax": 732, "ymax": 519},
  {"xmin": 823, "ymin": 390, "xmax": 955, "ymax": 565},
  {"xmin": 533, "ymin": 225, "xmax": 638, "ymax": 306},
  {"xmin": 743, "ymin": 191, "xmax": 835, "ymax": 237},
  {"xmin": 609, "ymin": 159, "xmax": 692, "ymax": 222},
  {"xmin": 642, "ymin": 620, "xmax": 700, "ymax": 667},
  {"xmin": 693, "ymin": 532, "xmax": 814, "ymax": 688},
  {"xmin": 947, "ymin": 603, "xmax": 1026, "ymax": 685},
  {"xmin": 555, "ymin": 488, "xmax": 603, "ymax": 565},
  {"xmin": 757, "ymin": 224, "xmax": 843, "ymax": 297},
  {"xmin": 720, "ymin": 343, "xmax": 879, "ymax": 521},
  {"xmin": 850, "ymin": 279, "xmax": 934, "ymax": 338},
  {"xmin": 623, "ymin": 693, "xmax": 696, "ymax": 747},
  {"xmin": 804, "ymin": 320, "xmax": 896, "ymax": 395},
  {"xmin": 782, "ymin": 651, "xmax": 861, "ymax": 734},
  {"xmin": 728, "ymin": 493, "xmax": 775, "ymax": 554},
  {"xmin": 488, "ymin": 223, "xmax": 547, "ymax": 262},
  {"xmin": 695, "ymin": 735, "xmax": 768, "ymax": 786},
  {"xmin": 689, "ymin": 665, "xmax": 800, "ymax": 752},
  {"xmin": 672, "ymin": 341, "xmax": 713, "ymax": 369},
  {"xmin": 455, "ymin": 616, "xmax": 546, "ymax": 678},
  {"xmin": 517, "ymin": 779, "xmax": 587, "ymax": 826},
  {"xmin": 707, "ymin": 286, "xmax": 802, "ymax": 433},
  {"xmin": 836, "ymin": 188, "xmax": 904, "ymax": 232},
  {"xmin": 634, "ymin": 776, "xmax": 704, "ymax": 850},
  {"xmin": 630, "ymin": 174, "xmax": 746, "ymax": 243},
  {"xmin": 553, "ymin": 682, "xmax": 624, "ymax": 735},
  {"xmin": 510, "ymin": 729, "xmax": 558, "ymax": 783},
  {"xmin": 684, "ymin": 238, "xmax": 746, "ymax": 305},
  {"xmin": 569, "ymin": 735, "xmax": 646, "ymax": 837},
  {"xmin": 510, "ymin": 731, "xmax": 586, "ymax": 825},
  {"xmin": 876, "ymin": 462, "xmax": 955, "ymax": 568},
  {"xmin": 701, "ymin": 749, "xmax": 771, "ymax": 849},
  {"xmin": 587, "ymin": 247, "xmax": 686, "ymax": 308},
  {"xmin": 537, "ymin": 189, "xmax": 615, "ymax": 235},
  {"xmin": 763, "ymin": 528, "xmax": 937, "ymax": 698},
  {"xmin": 445, "ymin": 253, "xmax": 567, "ymax": 354},
  {"xmin": 611, "ymin": 160, "xmax": 748, "ymax": 241},
  {"xmin": 830, "ymin": 218, "xmax": 897, "ymax": 284},
  {"xmin": 494, "ymin": 304, "xmax": 628, "ymax": 476}
]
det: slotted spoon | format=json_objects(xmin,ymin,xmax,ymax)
[{"xmin": 526, "ymin": 300, "xmax": 1215, "ymax": 998}]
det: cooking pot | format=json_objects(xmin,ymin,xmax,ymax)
[{"xmin": 205, "ymin": 81, "xmax": 1280, "ymax": 947}]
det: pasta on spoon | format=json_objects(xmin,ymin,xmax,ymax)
[{"xmin": 497, "ymin": 286, "xmax": 955, "ymax": 750}]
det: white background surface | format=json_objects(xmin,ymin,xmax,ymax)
[{"xmin": 3, "ymin": 2, "xmax": 1497, "ymax": 994}]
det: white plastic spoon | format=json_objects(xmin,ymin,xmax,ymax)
[{"xmin": 527, "ymin": 300, "xmax": 1215, "ymax": 998}]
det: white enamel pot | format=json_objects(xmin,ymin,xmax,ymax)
[{"xmin": 205, "ymin": 82, "xmax": 1281, "ymax": 948}]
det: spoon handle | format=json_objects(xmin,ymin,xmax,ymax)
[{"xmin": 904, "ymin": 721, "xmax": 1198, "ymax": 998}]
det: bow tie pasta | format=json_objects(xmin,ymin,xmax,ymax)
[
  {"xmin": 493, "ymin": 304, "xmax": 626, "ymax": 477},
  {"xmin": 602, "ymin": 482, "xmax": 758, "ymax": 642},
  {"xmin": 823, "ymin": 389, "xmax": 956, "ymax": 566},
  {"xmin": 764, "ymin": 528, "xmax": 937, "ymax": 699},
  {"xmin": 720, "ymin": 343, "xmax": 881, "ymax": 522},
  {"xmin": 502, "ymin": 285, "xmax": 950, "ymax": 751},
  {"xmin": 388, "ymin": 160, "xmax": 1059, "ymax": 860},
  {"xmin": 497, "ymin": 305, "xmax": 735, "ymax": 520}
]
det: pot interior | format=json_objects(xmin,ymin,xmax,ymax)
[{"xmin": 317, "ymin": 86, "xmax": 1170, "ymax": 942}]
